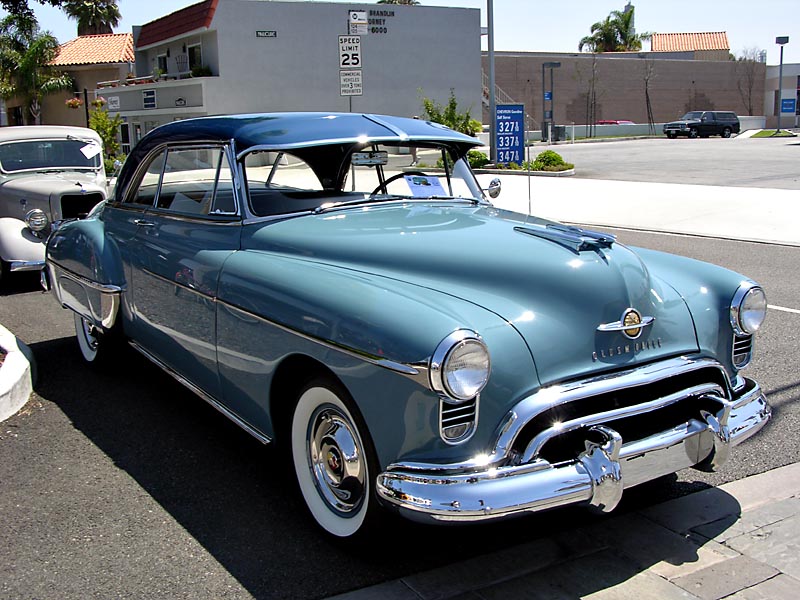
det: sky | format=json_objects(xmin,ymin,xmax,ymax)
[{"xmin": 4, "ymin": 0, "xmax": 799, "ymax": 65}]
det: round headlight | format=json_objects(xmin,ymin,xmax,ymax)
[
  {"xmin": 25, "ymin": 209, "xmax": 49, "ymax": 232},
  {"xmin": 431, "ymin": 331, "xmax": 490, "ymax": 402},
  {"xmin": 731, "ymin": 284, "xmax": 767, "ymax": 335}
]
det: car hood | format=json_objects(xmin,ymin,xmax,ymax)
[
  {"xmin": 1, "ymin": 171, "xmax": 104, "ymax": 194},
  {"xmin": 245, "ymin": 203, "xmax": 699, "ymax": 385}
]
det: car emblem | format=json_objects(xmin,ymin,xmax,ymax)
[
  {"xmin": 596, "ymin": 308, "xmax": 654, "ymax": 340},
  {"xmin": 622, "ymin": 308, "xmax": 643, "ymax": 339}
]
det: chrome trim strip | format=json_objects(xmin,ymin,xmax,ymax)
[
  {"xmin": 216, "ymin": 300, "xmax": 429, "ymax": 386},
  {"xmin": 128, "ymin": 340, "xmax": 271, "ymax": 445},
  {"xmin": 9, "ymin": 259, "xmax": 45, "ymax": 272},
  {"xmin": 50, "ymin": 261, "xmax": 125, "ymax": 293}
]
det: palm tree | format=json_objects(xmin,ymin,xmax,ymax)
[
  {"xmin": 62, "ymin": 0, "xmax": 121, "ymax": 36},
  {"xmin": 0, "ymin": 13, "xmax": 72, "ymax": 124},
  {"xmin": 578, "ymin": 7, "xmax": 651, "ymax": 53}
]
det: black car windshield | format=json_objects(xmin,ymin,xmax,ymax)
[
  {"xmin": 0, "ymin": 139, "xmax": 102, "ymax": 174},
  {"xmin": 243, "ymin": 143, "xmax": 486, "ymax": 218},
  {"xmin": 681, "ymin": 112, "xmax": 704, "ymax": 120}
]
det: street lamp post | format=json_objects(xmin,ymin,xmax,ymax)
[
  {"xmin": 776, "ymin": 36, "xmax": 789, "ymax": 133},
  {"xmin": 541, "ymin": 61, "xmax": 560, "ymax": 141}
]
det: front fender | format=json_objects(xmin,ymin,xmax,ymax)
[{"xmin": 0, "ymin": 217, "xmax": 46, "ymax": 270}]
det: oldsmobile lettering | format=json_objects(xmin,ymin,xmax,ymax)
[{"xmin": 593, "ymin": 338, "xmax": 663, "ymax": 362}]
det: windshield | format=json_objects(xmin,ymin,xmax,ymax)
[
  {"xmin": 681, "ymin": 112, "xmax": 704, "ymax": 120},
  {"xmin": 0, "ymin": 139, "xmax": 102, "ymax": 174},
  {"xmin": 243, "ymin": 142, "xmax": 485, "ymax": 218}
]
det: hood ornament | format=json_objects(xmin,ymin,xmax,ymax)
[{"xmin": 597, "ymin": 308, "xmax": 654, "ymax": 340}]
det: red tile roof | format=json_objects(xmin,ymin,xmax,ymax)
[
  {"xmin": 52, "ymin": 33, "xmax": 134, "ymax": 66},
  {"xmin": 651, "ymin": 32, "xmax": 730, "ymax": 52},
  {"xmin": 136, "ymin": 0, "xmax": 219, "ymax": 49}
]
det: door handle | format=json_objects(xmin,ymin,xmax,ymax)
[{"xmin": 134, "ymin": 219, "xmax": 155, "ymax": 227}]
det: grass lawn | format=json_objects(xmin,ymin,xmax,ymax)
[{"xmin": 750, "ymin": 129, "xmax": 797, "ymax": 138}]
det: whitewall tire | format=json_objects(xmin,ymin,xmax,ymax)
[{"xmin": 291, "ymin": 380, "xmax": 376, "ymax": 538}]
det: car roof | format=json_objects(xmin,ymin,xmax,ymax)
[
  {"xmin": 139, "ymin": 112, "xmax": 480, "ymax": 157},
  {"xmin": 0, "ymin": 125, "xmax": 102, "ymax": 144}
]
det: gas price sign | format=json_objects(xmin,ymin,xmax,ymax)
[{"xmin": 495, "ymin": 104, "xmax": 524, "ymax": 165}]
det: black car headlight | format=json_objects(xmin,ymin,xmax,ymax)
[
  {"xmin": 730, "ymin": 284, "xmax": 767, "ymax": 335},
  {"xmin": 430, "ymin": 330, "xmax": 490, "ymax": 402},
  {"xmin": 25, "ymin": 209, "xmax": 50, "ymax": 232}
]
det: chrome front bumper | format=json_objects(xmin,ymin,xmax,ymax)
[{"xmin": 377, "ymin": 361, "xmax": 770, "ymax": 523}]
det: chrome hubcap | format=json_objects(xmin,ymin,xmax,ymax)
[{"xmin": 308, "ymin": 406, "xmax": 366, "ymax": 515}]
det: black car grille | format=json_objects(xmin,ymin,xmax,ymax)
[
  {"xmin": 60, "ymin": 193, "xmax": 104, "ymax": 219},
  {"xmin": 512, "ymin": 366, "xmax": 730, "ymax": 464}
]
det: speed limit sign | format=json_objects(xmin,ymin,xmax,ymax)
[{"xmin": 339, "ymin": 35, "xmax": 361, "ymax": 69}]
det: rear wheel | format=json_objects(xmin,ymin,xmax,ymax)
[
  {"xmin": 291, "ymin": 378, "xmax": 381, "ymax": 538},
  {"xmin": 721, "ymin": 127, "xmax": 732, "ymax": 138}
]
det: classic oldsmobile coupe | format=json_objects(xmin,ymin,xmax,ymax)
[
  {"xmin": 0, "ymin": 126, "xmax": 106, "ymax": 283},
  {"xmin": 44, "ymin": 113, "xmax": 770, "ymax": 538}
]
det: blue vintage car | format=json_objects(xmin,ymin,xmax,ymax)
[{"xmin": 43, "ymin": 113, "xmax": 770, "ymax": 538}]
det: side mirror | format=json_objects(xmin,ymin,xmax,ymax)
[{"xmin": 485, "ymin": 177, "xmax": 501, "ymax": 199}]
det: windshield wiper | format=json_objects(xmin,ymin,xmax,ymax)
[{"xmin": 313, "ymin": 194, "xmax": 403, "ymax": 214}]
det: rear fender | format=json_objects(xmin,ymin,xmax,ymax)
[{"xmin": 45, "ymin": 215, "xmax": 126, "ymax": 332}]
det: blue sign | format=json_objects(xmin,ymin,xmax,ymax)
[
  {"xmin": 781, "ymin": 98, "xmax": 797, "ymax": 114},
  {"xmin": 544, "ymin": 91, "xmax": 552, "ymax": 101},
  {"xmin": 495, "ymin": 104, "xmax": 525, "ymax": 166}
]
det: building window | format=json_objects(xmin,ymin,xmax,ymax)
[
  {"xmin": 188, "ymin": 44, "xmax": 202, "ymax": 71},
  {"xmin": 156, "ymin": 54, "xmax": 168, "ymax": 75}
]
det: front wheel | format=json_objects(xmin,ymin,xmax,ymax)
[
  {"xmin": 688, "ymin": 128, "xmax": 698, "ymax": 138},
  {"xmin": 74, "ymin": 313, "xmax": 117, "ymax": 365},
  {"xmin": 291, "ymin": 379, "xmax": 380, "ymax": 538}
]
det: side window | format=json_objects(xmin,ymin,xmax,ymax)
[
  {"xmin": 129, "ymin": 150, "xmax": 165, "ymax": 207},
  {"xmin": 156, "ymin": 146, "xmax": 236, "ymax": 216}
]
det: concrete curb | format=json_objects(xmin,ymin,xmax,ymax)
[{"xmin": 0, "ymin": 323, "xmax": 34, "ymax": 422}]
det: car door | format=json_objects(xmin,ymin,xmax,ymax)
[
  {"xmin": 699, "ymin": 112, "xmax": 716, "ymax": 136},
  {"xmin": 117, "ymin": 144, "xmax": 242, "ymax": 399}
]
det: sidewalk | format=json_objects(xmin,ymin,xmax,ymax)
[
  {"xmin": 483, "ymin": 174, "xmax": 800, "ymax": 247},
  {"xmin": 330, "ymin": 462, "xmax": 800, "ymax": 600}
]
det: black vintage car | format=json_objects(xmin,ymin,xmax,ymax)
[{"xmin": 663, "ymin": 111, "xmax": 740, "ymax": 139}]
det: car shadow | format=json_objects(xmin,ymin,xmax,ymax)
[
  {"xmin": 28, "ymin": 335, "xmax": 743, "ymax": 599},
  {"xmin": 0, "ymin": 270, "xmax": 41, "ymax": 296}
]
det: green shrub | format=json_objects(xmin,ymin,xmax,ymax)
[
  {"xmin": 523, "ymin": 150, "xmax": 574, "ymax": 172},
  {"xmin": 467, "ymin": 150, "xmax": 489, "ymax": 168}
]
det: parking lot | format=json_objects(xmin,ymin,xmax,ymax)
[{"xmin": 1, "ymin": 134, "xmax": 799, "ymax": 599}]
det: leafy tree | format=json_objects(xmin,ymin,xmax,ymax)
[
  {"xmin": 579, "ymin": 6, "xmax": 651, "ymax": 53},
  {"xmin": 2, "ymin": 0, "xmax": 64, "ymax": 20},
  {"xmin": 420, "ymin": 88, "xmax": 481, "ymax": 136},
  {"xmin": 62, "ymin": 0, "xmax": 120, "ymax": 36},
  {"xmin": 88, "ymin": 97, "xmax": 123, "ymax": 171},
  {"xmin": 0, "ymin": 13, "xmax": 72, "ymax": 124}
]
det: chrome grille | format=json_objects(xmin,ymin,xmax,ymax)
[
  {"xmin": 733, "ymin": 335, "xmax": 753, "ymax": 368},
  {"xmin": 440, "ymin": 398, "xmax": 477, "ymax": 444}
]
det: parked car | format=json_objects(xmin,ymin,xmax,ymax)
[
  {"xmin": 0, "ymin": 126, "xmax": 107, "ymax": 284},
  {"xmin": 44, "ymin": 113, "xmax": 770, "ymax": 538},
  {"xmin": 663, "ymin": 111, "xmax": 740, "ymax": 139},
  {"xmin": 596, "ymin": 119, "xmax": 634, "ymax": 125}
]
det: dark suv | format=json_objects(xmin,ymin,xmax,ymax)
[{"xmin": 663, "ymin": 111, "xmax": 740, "ymax": 139}]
